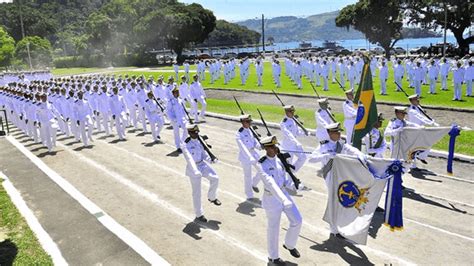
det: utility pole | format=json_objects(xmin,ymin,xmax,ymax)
[
  {"xmin": 18, "ymin": 0, "xmax": 33, "ymax": 69},
  {"xmin": 443, "ymin": 3, "xmax": 448, "ymax": 57},
  {"xmin": 262, "ymin": 14, "xmax": 265, "ymax": 52}
]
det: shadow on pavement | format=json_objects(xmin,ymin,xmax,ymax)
[
  {"xmin": 182, "ymin": 219, "xmax": 221, "ymax": 240},
  {"xmin": 236, "ymin": 199, "xmax": 262, "ymax": 217},
  {"xmin": 0, "ymin": 239, "xmax": 18, "ymax": 265},
  {"xmin": 310, "ymin": 234, "xmax": 374, "ymax": 265},
  {"xmin": 403, "ymin": 190, "xmax": 467, "ymax": 214},
  {"xmin": 409, "ymin": 168, "xmax": 443, "ymax": 183}
]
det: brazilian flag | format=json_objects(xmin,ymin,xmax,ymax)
[{"xmin": 352, "ymin": 55, "xmax": 378, "ymax": 150}]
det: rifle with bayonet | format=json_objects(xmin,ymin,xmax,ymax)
[
  {"xmin": 233, "ymin": 96, "xmax": 261, "ymax": 141},
  {"xmin": 394, "ymin": 81, "xmax": 433, "ymax": 121},
  {"xmin": 257, "ymin": 108, "xmax": 302, "ymax": 189},
  {"xmin": 271, "ymin": 90, "xmax": 309, "ymax": 136},
  {"xmin": 151, "ymin": 95, "xmax": 165, "ymax": 113},
  {"xmin": 309, "ymin": 82, "xmax": 321, "ymax": 99},
  {"xmin": 181, "ymin": 102, "xmax": 218, "ymax": 162}
]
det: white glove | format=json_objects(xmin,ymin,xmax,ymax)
[
  {"xmin": 250, "ymin": 158, "xmax": 257, "ymax": 165},
  {"xmin": 193, "ymin": 170, "xmax": 202, "ymax": 178},
  {"xmin": 433, "ymin": 122, "xmax": 440, "ymax": 127},
  {"xmin": 211, "ymin": 159, "xmax": 218, "ymax": 164}
]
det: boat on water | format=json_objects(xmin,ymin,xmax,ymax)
[
  {"xmin": 322, "ymin": 40, "xmax": 338, "ymax": 49},
  {"xmin": 299, "ymin": 41, "xmax": 312, "ymax": 49}
]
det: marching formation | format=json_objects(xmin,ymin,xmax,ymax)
[{"xmin": 0, "ymin": 65, "xmax": 457, "ymax": 264}]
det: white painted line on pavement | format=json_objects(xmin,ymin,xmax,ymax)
[
  {"xmin": 0, "ymin": 171, "xmax": 68, "ymax": 266},
  {"xmin": 96, "ymin": 140, "xmax": 416, "ymax": 265},
  {"xmin": 7, "ymin": 136, "xmax": 170, "ymax": 266},
  {"xmin": 57, "ymin": 142, "xmax": 268, "ymax": 263}
]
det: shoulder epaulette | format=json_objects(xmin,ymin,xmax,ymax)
[
  {"xmin": 341, "ymin": 137, "xmax": 347, "ymax": 144},
  {"xmin": 238, "ymin": 127, "xmax": 244, "ymax": 132},
  {"xmin": 184, "ymin": 137, "xmax": 191, "ymax": 143},
  {"xmin": 345, "ymin": 100, "xmax": 350, "ymax": 104},
  {"xmin": 318, "ymin": 109, "xmax": 322, "ymax": 112},
  {"xmin": 258, "ymin": 156, "xmax": 267, "ymax": 163},
  {"xmin": 390, "ymin": 118, "xmax": 396, "ymax": 121},
  {"xmin": 411, "ymin": 106, "xmax": 416, "ymax": 109},
  {"xmin": 282, "ymin": 117, "xmax": 287, "ymax": 122},
  {"xmin": 320, "ymin": 140, "xmax": 329, "ymax": 145},
  {"xmin": 74, "ymin": 99, "xmax": 78, "ymax": 103}
]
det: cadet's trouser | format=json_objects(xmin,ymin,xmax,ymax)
[
  {"xmin": 149, "ymin": 117, "xmax": 164, "ymax": 141},
  {"xmin": 414, "ymin": 80, "xmax": 422, "ymax": 96},
  {"xmin": 441, "ymin": 75, "xmax": 448, "ymax": 90},
  {"xmin": 187, "ymin": 162, "xmax": 219, "ymax": 217},
  {"xmin": 466, "ymin": 79, "xmax": 472, "ymax": 96},
  {"xmin": 257, "ymin": 73, "xmax": 262, "ymax": 86},
  {"xmin": 127, "ymin": 105, "xmax": 138, "ymax": 128},
  {"xmin": 395, "ymin": 76, "xmax": 402, "ymax": 91},
  {"xmin": 323, "ymin": 76, "xmax": 329, "ymax": 91},
  {"xmin": 380, "ymin": 79, "xmax": 387, "ymax": 94},
  {"xmin": 197, "ymin": 98, "xmax": 207, "ymax": 118},
  {"xmin": 99, "ymin": 112, "xmax": 111, "ymax": 135},
  {"xmin": 190, "ymin": 100, "xmax": 199, "ymax": 122},
  {"xmin": 171, "ymin": 121, "xmax": 188, "ymax": 149},
  {"xmin": 78, "ymin": 121, "xmax": 93, "ymax": 146},
  {"xmin": 240, "ymin": 161, "xmax": 261, "ymax": 199},
  {"xmin": 454, "ymin": 82, "xmax": 462, "ymax": 100},
  {"xmin": 429, "ymin": 78, "xmax": 436, "ymax": 94},
  {"xmin": 315, "ymin": 73, "xmax": 320, "ymax": 86},
  {"xmin": 40, "ymin": 122, "xmax": 57, "ymax": 152},
  {"xmin": 137, "ymin": 107, "xmax": 147, "ymax": 132},
  {"xmin": 264, "ymin": 198, "xmax": 302, "ymax": 260},
  {"xmin": 113, "ymin": 115, "xmax": 126, "ymax": 139},
  {"xmin": 344, "ymin": 119, "xmax": 355, "ymax": 145},
  {"xmin": 349, "ymin": 78, "xmax": 355, "ymax": 90}
]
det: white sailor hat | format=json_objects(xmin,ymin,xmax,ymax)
[
  {"xmin": 283, "ymin": 105, "xmax": 295, "ymax": 111},
  {"xmin": 260, "ymin": 135, "xmax": 278, "ymax": 147},
  {"xmin": 394, "ymin": 106, "xmax": 408, "ymax": 113},
  {"xmin": 317, "ymin": 98, "xmax": 329, "ymax": 104},
  {"xmin": 325, "ymin": 122, "xmax": 344, "ymax": 132},
  {"xmin": 186, "ymin": 123, "xmax": 199, "ymax": 132},
  {"xmin": 344, "ymin": 89, "xmax": 353, "ymax": 94},
  {"xmin": 408, "ymin": 94, "xmax": 419, "ymax": 100},
  {"xmin": 239, "ymin": 114, "xmax": 252, "ymax": 121},
  {"xmin": 377, "ymin": 112, "xmax": 385, "ymax": 121}
]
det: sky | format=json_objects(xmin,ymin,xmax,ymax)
[{"xmin": 179, "ymin": 0, "xmax": 357, "ymax": 21}]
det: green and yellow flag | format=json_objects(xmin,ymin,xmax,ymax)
[{"xmin": 352, "ymin": 55, "xmax": 378, "ymax": 150}]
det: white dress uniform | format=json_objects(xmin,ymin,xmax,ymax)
[
  {"xmin": 407, "ymin": 104, "xmax": 439, "ymax": 162},
  {"xmin": 143, "ymin": 98, "xmax": 164, "ymax": 141},
  {"xmin": 439, "ymin": 61, "xmax": 450, "ymax": 90},
  {"xmin": 236, "ymin": 126, "xmax": 261, "ymax": 199},
  {"xmin": 362, "ymin": 128, "xmax": 387, "ymax": 158},
  {"xmin": 280, "ymin": 116, "xmax": 307, "ymax": 172},
  {"xmin": 272, "ymin": 62, "xmax": 281, "ymax": 88},
  {"xmin": 166, "ymin": 96, "xmax": 188, "ymax": 149},
  {"xmin": 73, "ymin": 98, "xmax": 93, "ymax": 146},
  {"xmin": 452, "ymin": 66, "xmax": 465, "ymax": 101},
  {"xmin": 108, "ymin": 93, "xmax": 127, "ymax": 140},
  {"xmin": 98, "ymin": 92, "xmax": 112, "ymax": 135},
  {"xmin": 189, "ymin": 81, "xmax": 207, "ymax": 120},
  {"xmin": 379, "ymin": 64, "xmax": 388, "ymax": 95},
  {"xmin": 465, "ymin": 64, "xmax": 473, "ymax": 96},
  {"xmin": 256, "ymin": 62, "xmax": 264, "ymax": 86},
  {"xmin": 36, "ymin": 101, "xmax": 58, "ymax": 152},
  {"xmin": 315, "ymin": 108, "xmax": 335, "ymax": 142},
  {"xmin": 308, "ymin": 138, "xmax": 364, "ymax": 233},
  {"xmin": 342, "ymin": 100, "xmax": 357, "ymax": 144},
  {"xmin": 257, "ymin": 154, "xmax": 302, "ymax": 261},
  {"xmin": 428, "ymin": 64, "xmax": 439, "ymax": 94},
  {"xmin": 182, "ymin": 136, "xmax": 219, "ymax": 218},
  {"xmin": 394, "ymin": 63, "xmax": 405, "ymax": 90},
  {"xmin": 135, "ymin": 88, "xmax": 148, "ymax": 132},
  {"xmin": 347, "ymin": 64, "xmax": 357, "ymax": 90},
  {"xmin": 321, "ymin": 62, "xmax": 329, "ymax": 91},
  {"xmin": 173, "ymin": 64, "xmax": 179, "ymax": 81},
  {"xmin": 413, "ymin": 66, "xmax": 424, "ymax": 96}
]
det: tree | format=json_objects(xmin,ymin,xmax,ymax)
[
  {"xmin": 163, "ymin": 3, "xmax": 216, "ymax": 63},
  {"xmin": 85, "ymin": 12, "xmax": 112, "ymax": 56},
  {"xmin": 15, "ymin": 36, "xmax": 52, "ymax": 68},
  {"xmin": 0, "ymin": 26, "xmax": 15, "ymax": 69},
  {"xmin": 203, "ymin": 20, "xmax": 261, "ymax": 47},
  {"xmin": 336, "ymin": 0, "xmax": 403, "ymax": 58},
  {"xmin": 403, "ymin": 0, "xmax": 473, "ymax": 55}
]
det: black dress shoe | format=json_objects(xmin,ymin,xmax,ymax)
[
  {"xmin": 208, "ymin": 198, "xmax": 221, "ymax": 206},
  {"xmin": 195, "ymin": 215, "xmax": 207, "ymax": 223},
  {"xmin": 176, "ymin": 148, "xmax": 182, "ymax": 153},
  {"xmin": 252, "ymin": 186, "xmax": 259, "ymax": 193},
  {"xmin": 268, "ymin": 258, "xmax": 284, "ymax": 264},
  {"xmin": 335, "ymin": 233, "xmax": 347, "ymax": 240},
  {"xmin": 375, "ymin": 206, "xmax": 385, "ymax": 212},
  {"xmin": 283, "ymin": 244, "xmax": 300, "ymax": 258},
  {"xmin": 419, "ymin": 159, "xmax": 428, "ymax": 164}
]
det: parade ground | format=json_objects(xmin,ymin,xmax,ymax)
[{"xmin": 1, "ymin": 113, "xmax": 473, "ymax": 265}]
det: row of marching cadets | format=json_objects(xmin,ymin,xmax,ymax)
[
  {"xmin": 0, "ymin": 73, "xmax": 208, "ymax": 153},
  {"xmin": 231, "ymin": 63, "xmax": 457, "ymax": 263}
]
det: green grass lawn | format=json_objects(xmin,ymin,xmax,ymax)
[
  {"xmin": 0, "ymin": 183, "xmax": 53, "ymax": 265},
  {"xmin": 204, "ymin": 98, "xmax": 474, "ymax": 156},
  {"xmin": 51, "ymin": 67, "xmax": 136, "ymax": 76},
  {"xmin": 109, "ymin": 61, "xmax": 474, "ymax": 110}
]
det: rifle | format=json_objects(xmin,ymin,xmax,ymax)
[
  {"xmin": 334, "ymin": 77, "xmax": 346, "ymax": 92},
  {"xmin": 309, "ymin": 82, "xmax": 321, "ymax": 99},
  {"xmin": 181, "ymin": 102, "xmax": 218, "ymax": 162},
  {"xmin": 257, "ymin": 108, "xmax": 302, "ymax": 189},
  {"xmin": 394, "ymin": 82, "xmax": 433, "ymax": 121},
  {"xmin": 234, "ymin": 96, "xmax": 261, "ymax": 140},
  {"xmin": 151, "ymin": 95, "xmax": 165, "ymax": 113},
  {"xmin": 271, "ymin": 90, "xmax": 309, "ymax": 136}
]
